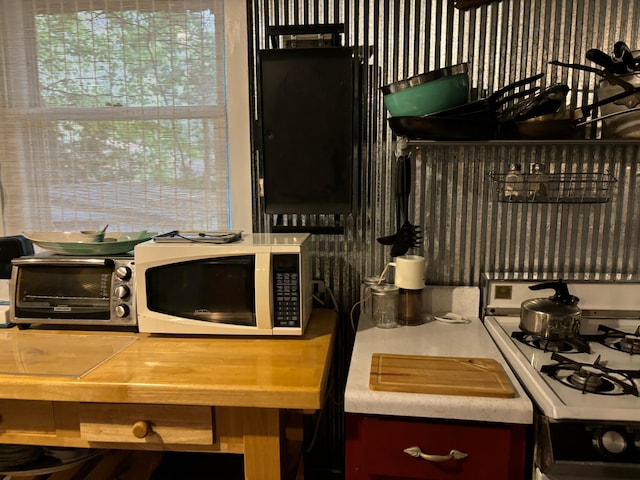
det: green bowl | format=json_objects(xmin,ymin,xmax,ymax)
[{"xmin": 381, "ymin": 63, "xmax": 470, "ymax": 117}]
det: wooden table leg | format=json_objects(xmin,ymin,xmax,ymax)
[{"xmin": 242, "ymin": 408, "xmax": 282, "ymax": 480}]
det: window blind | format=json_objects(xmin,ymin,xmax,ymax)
[{"xmin": 0, "ymin": 0, "xmax": 241, "ymax": 236}]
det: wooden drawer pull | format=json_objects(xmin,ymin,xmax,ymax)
[
  {"xmin": 404, "ymin": 446, "xmax": 468, "ymax": 462},
  {"xmin": 132, "ymin": 420, "xmax": 153, "ymax": 438}
]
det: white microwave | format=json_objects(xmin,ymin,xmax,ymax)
[{"xmin": 134, "ymin": 232, "xmax": 312, "ymax": 335}]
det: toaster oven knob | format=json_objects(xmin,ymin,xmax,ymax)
[
  {"xmin": 116, "ymin": 266, "xmax": 132, "ymax": 280},
  {"xmin": 114, "ymin": 285, "xmax": 130, "ymax": 299},
  {"xmin": 115, "ymin": 304, "xmax": 130, "ymax": 318}
]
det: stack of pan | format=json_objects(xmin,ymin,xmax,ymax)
[{"xmin": 387, "ymin": 73, "xmax": 554, "ymax": 140}]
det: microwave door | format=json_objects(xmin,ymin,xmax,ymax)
[{"xmin": 145, "ymin": 255, "xmax": 257, "ymax": 326}]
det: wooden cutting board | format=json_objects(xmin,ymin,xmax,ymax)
[{"xmin": 369, "ymin": 353, "xmax": 516, "ymax": 398}]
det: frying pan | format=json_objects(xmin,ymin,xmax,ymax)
[
  {"xmin": 388, "ymin": 114, "xmax": 497, "ymax": 140},
  {"xmin": 513, "ymin": 86, "xmax": 640, "ymax": 139}
]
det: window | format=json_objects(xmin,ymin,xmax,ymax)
[{"xmin": 0, "ymin": 0, "xmax": 251, "ymax": 236}]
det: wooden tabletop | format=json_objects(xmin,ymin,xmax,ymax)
[{"xmin": 0, "ymin": 309, "xmax": 336, "ymax": 410}]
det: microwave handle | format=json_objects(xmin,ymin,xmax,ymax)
[{"xmin": 11, "ymin": 257, "xmax": 116, "ymax": 267}]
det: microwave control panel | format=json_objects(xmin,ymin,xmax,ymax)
[{"xmin": 273, "ymin": 254, "xmax": 301, "ymax": 327}]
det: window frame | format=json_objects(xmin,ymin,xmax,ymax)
[{"xmin": 0, "ymin": 0, "xmax": 253, "ymax": 235}]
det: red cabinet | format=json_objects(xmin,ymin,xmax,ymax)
[{"xmin": 346, "ymin": 413, "xmax": 529, "ymax": 480}]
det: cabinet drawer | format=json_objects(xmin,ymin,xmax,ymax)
[
  {"xmin": 357, "ymin": 415, "xmax": 523, "ymax": 480},
  {"xmin": 0, "ymin": 400, "xmax": 55, "ymax": 436},
  {"xmin": 79, "ymin": 403, "xmax": 213, "ymax": 445}
]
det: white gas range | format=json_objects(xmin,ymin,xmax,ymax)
[{"xmin": 482, "ymin": 276, "xmax": 640, "ymax": 480}]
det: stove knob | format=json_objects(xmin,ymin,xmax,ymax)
[
  {"xmin": 634, "ymin": 431, "xmax": 640, "ymax": 451},
  {"xmin": 594, "ymin": 430, "xmax": 627, "ymax": 455},
  {"xmin": 115, "ymin": 304, "xmax": 130, "ymax": 318}
]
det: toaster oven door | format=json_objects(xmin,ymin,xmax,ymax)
[{"xmin": 11, "ymin": 258, "xmax": 116, "ymax": 322}]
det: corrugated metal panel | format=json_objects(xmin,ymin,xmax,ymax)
[{"xmin": 247, "ymin": 1, "xmax": 640, "ymax": 476}]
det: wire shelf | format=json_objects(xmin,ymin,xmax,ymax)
[{"xmin": 489, "ymin": 171, "xmax": 617, "ymax": 204}]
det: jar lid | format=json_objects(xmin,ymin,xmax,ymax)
[
  {"xmin": 363, "ymin": 275, "xmax": 384, "ymax": 286},
  {"xmin": 371, "ymin": 284, "xmax": 399, "ymax": 295}
]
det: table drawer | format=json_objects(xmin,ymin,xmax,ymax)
[
  {"xmin": 79, "ymin": 403, "xmax": 214, "ymax": 445},
  {"xmin": 0, "ymin": 400, "xmax": 55, "ymax": 436}
]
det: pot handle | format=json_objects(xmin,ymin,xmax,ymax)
[{"xmin": 529, "ymin": 279, "xmax": 579, "ymax": 305}]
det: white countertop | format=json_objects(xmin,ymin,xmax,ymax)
[{"xmin": 344, "ymin": 286, "xmax": 533, "ymax": 424}]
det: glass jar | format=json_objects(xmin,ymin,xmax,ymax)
[
  {"xmin": 360, "ymin": 275, "xmax": 383, "ymax": 324},
  {"xmin": 371, "ymin": 284, "xmax": 399, "ymax": 329},
  {"xmin": 504, "ymin": 163, "xmax": 523, "ymax": 200},
  {"xmin": 398, "ymin": 287, "xmax": 426, "ymax": 326}
]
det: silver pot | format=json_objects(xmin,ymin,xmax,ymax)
[{"xmin": 519, "ymin": 280, "xmax": 581, "ymax": 340}]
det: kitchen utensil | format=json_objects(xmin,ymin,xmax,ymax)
[
  {"xmin": 519, "ymin": 280, "xmax": 581, "ymax": 340},
  {"xmin": 23, "ymin": 231, "xmax": 155, "ymax": 255},
  {"xmin": 390, "ymin": 254, "xmax": 426, "ymax": 290},
  {"xmin": 612, "ymin": 41, "xmax": 638, "ymax": 73},
  {"xmin": 381, "ymin": 63, "xmax": 470, "ymax": 117},
  {"xmin": 390, "ymin": 155, "xmax": 422, "ymax": 257},
  {"xmin": 454, "ymin": 0, "xmax": 502, "ymax": 10},
  {"xmin": 80, "ymin": 224, "xmax": 109, "ymax": 242},
  {"xmin": 549, "ymin": 60, "xmax": 639, "ymax": 105},
  {"xmin": 586, "ymin": 48, "xmax": 620, "ymax": 73},
  {"xmin": 376, "ymin": 157, "xmax": 405, "ymax": 246},
  {"xmin": 369, "ymin": 353, "xmax": 516, "ymax": 398},
  {"xmin": 376, "ymin": 156, "xmax": 406, "ymax": 246}
]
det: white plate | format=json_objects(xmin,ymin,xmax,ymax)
[{"xmin": 23, "ymin": 231, "xmax": 156, "ymax": 255}]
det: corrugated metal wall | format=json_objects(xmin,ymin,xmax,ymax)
[{"xmin": 247, "ymin": 1, "xmax": 640, "ymax": 476}]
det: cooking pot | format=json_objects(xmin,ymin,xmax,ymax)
[
  {"xmin": 520, "ymin": 280, "xmax": 581, "ymax": 340},
  {"xmin": 381, "ymin": 63, "xmax": 470, "ymax": 117},
  {"xmin": 596, "ymin": 70, "xmax": 640, "ymax": 138}
]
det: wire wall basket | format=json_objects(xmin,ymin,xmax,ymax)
[{"xmin": 489, "ymin": 171, "xmax": 617, "ymax": 204}]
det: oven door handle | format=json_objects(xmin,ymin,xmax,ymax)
[
  {"xmin": 12, "ymin": 257, "xmax": 115, "ymax": 267},
  {"xmin": 403, "ymin": 446, "xmax": 469, "ymax": 462}
]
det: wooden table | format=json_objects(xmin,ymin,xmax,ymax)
[{"xmin": 0, "ymin": 309, "xmax": 336, "ymax": 480}]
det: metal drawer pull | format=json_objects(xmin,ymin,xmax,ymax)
[{"xmin": 404, "ymin": 446, "xmax": 468, "ymax": 462}]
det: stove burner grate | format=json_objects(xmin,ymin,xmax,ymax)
[
  {"xmin": 511, "ymin": 331, "xmax": 591, "ymax": 353},
  {"xmin": 541, "ymin": 353, "xmax": 640, "ymax": 396},
  {"xmin": 597, "ymin": 324, "xmax": 640, "ymax": 355}
]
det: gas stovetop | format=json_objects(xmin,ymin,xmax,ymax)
[
  {"xmin": 483, "ymin": 277, "xmax": 640, "ymax": 477},
  {"xmin": 483, "ymin": 278, "xmax": 640, "ymax": 422}
]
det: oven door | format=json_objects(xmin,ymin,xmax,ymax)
[{"xmin": 534, "ymin": 412, "xmax": 640, "ymax": 479}]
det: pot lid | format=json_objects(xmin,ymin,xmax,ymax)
[{"xmin": 528, "ymin": 279, "xmax": 580, "ymax": 306}]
